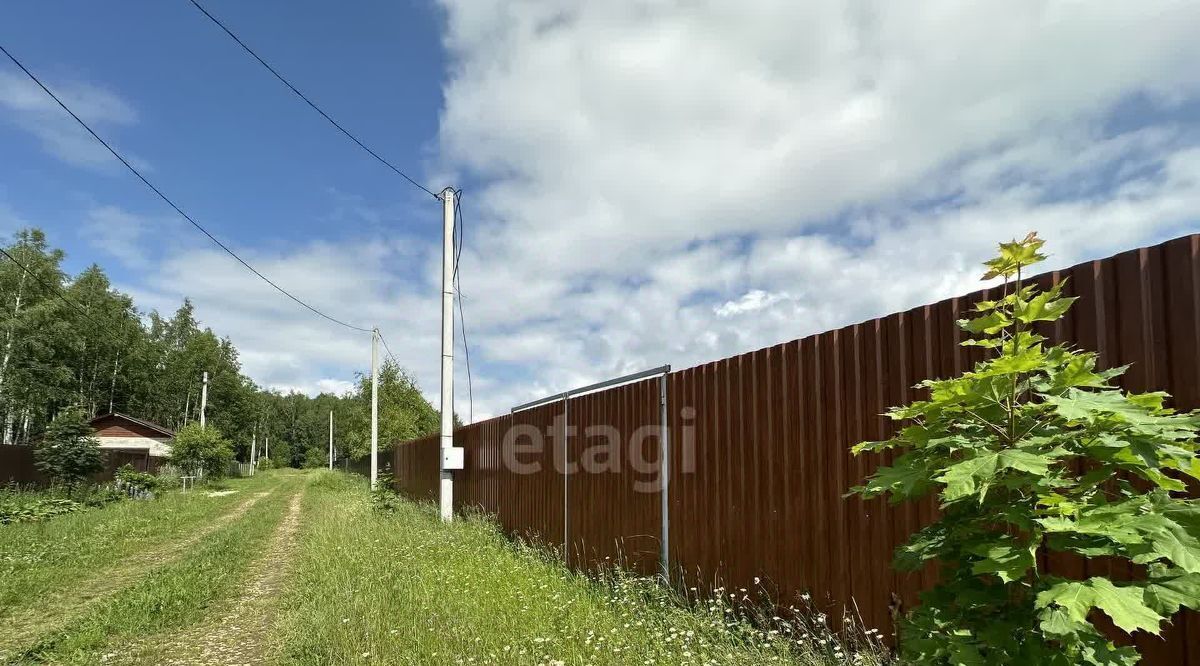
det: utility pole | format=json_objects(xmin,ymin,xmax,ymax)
[
  {"xmin": 438, "ymin": 188, "xmax": 459, "ymax": 522},
  {"xmin": 328, "ymin": 410, "xmax": 333, "ymax": 470},
  {"xmin": 199, "ymin": 371, "xmax": 208, "ymax": 429},
  {"xmin": 251, "ymin": 422, "xmax": 257, "ymax": 472},
  {"xmin": 371, "ymin": 327, "xmax": 380, "ymax": 490},
  {"xmin": 265, "ymin": 435, "xmax": 270, "ymax": 461}
]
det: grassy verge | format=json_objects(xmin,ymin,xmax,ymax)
[
  {"xmin": 0, "ymin": 472, "xmax": 282, "ymax": 620},
  {"xmin": 13, "ymin": 473, "xmax": 304, "ymax": 665},
  {"xmin": 276, "ymin": 472, "xmax": 889, "ymax": 666}
]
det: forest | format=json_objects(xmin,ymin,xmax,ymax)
[{"xmin": 0, "ymin": 228, "xmax": 440, "ymax": 467}]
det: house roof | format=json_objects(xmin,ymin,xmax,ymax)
[{"xmin": 90, "ymin": 412, "xmax": 175, "ymax": 438}]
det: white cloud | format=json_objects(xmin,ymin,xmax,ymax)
[
  {"xmin": 426, "ymin": 0, "xmax": 1200, "ymax": 414},
  {"xmin": 73, "ymin": 2, "xmax": 1200, "ymax": 426},
  {"xmin": 714, "ymin": 290, "xmax": 790, "ymax": 318},
  {"xmin": 81, "ymin": 205, "xmax": 154, "ymax": 267},
  {"xmin": 0, "ymin": 71, "xmax": 148, "ymax": 170}
]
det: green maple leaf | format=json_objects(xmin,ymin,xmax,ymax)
[
  {"xmin": 959, "ymin": 311, "xmax": 1011, "ymax": 335},
  {"xmin": 1037, "ymin": 578, "xmax": 1161, "ymax": 636},
  {"xmin": 939, "ymin": 452, "xmax": 1000, "ymax": 501},
  {"xmin": 982, "ymin": 231, "xmax": 1047, "ymax": 279},
  {"xmin": 1143, "ymin": 568, "xmax": 1200, "ymax": 615},
  {"xmin": 1015, "ymin": 284, "xmax": 1077, "ymax": 325},
  {"xmin": 1047, "ymin": 354, "xmax": 1108, "ymax": 391},
  {"xmin": 971, "ymin": 541, "xmax": 1037, "ymax": 583},
  {"xmin": 939, "ymin": 449, "xmax": 1052, "ymax": 502},
  {"xmin": 1126, "ymin": 507, "xmax": 1200, "ymax": 573}
]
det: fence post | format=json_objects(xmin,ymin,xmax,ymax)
[
  {"xmin": 563, "ymin": 395, "xmax": 569, "ymax": 567},
  {"xmin": 659, "ymin": 372, "xmax": 670, "ymax": 582}
]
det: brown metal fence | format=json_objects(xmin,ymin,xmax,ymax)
[
  {"xmin": 1, "ymin": 445, "xmax": 164, "ymax": 485},
  {"xmin": 393, "ymin": 233, "xmax": 1200, "ymax": 663}
]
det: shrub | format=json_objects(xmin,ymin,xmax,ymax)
[
  {"xmin": 34, "ymin": 407, "xmax": 102, "ymax": 485},
  {"xmin": 303, "ymin": 447, "xmax": 328, "ymax": 469},
  {"xmin": 114, "ymin": 464, "xmax": 160, "ymax": 498},
  {"xmin": 169, "ymin": 423, "xmax": 234, "ymax": 480},
  {"xmin": 255, "ymin": 456, "xmax": 274, "ymax": 470},
  {"xmin": 852, "ymin": 232, "xmax": 1200, "ymax": 665},
  {"xmin": 371, "ymin": 483, "xmax": 405, "ymax": 513},
  {"xmin": 0, "ymin": 497, "xmax": 82, "ymax": 524}
]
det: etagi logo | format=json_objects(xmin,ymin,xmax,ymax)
[{"xmin": 497, "ymin": 407, "xmax": 697, "ymax": 493}]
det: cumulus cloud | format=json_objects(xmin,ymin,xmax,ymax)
[
  {"xmin": 427, "ymin": 0, "xmax": 1200, "ymax": 414},
  {"xmin": 71, "ymin": 2, "xmax": 1200, "ymax": 424}
]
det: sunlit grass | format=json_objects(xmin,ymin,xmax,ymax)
[
  {"xmin": 14, "ymin": 473, "xmax": 304, "ymax": 665},
  {"xmin": 0, "ymin": 472, "xmax": 284, "ymax": 620},
  {"xmin": 276, "ymin": 472, "xmax": 891, "ymax": 665}
]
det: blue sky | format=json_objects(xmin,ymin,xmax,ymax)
[
  {"xmin": 3, "ymin": 1, "xmax": 1200, "ymax": 419},
  {"xmin": 1, "ymin": 0, "xmax": 446, "ymax": 271}
]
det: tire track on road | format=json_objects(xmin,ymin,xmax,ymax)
[
  {"xmin": 0, "ymin": 486, "xmax": 279, "ymax": 660},
  {"xmin": 115, "ymin": 484, "xmax": 307, "ymax": 665}
]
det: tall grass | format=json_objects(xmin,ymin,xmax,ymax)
[
  {"xmin": 276, "ymin": 473, "xmax": 891, "ymax": 665},
  {"xmin": 14, "ymin": 474, "xmax": 304, "ymax": 664},
  {"xmin": 0, "ymin": 472, "xmax": 281, "ymax": 620}
]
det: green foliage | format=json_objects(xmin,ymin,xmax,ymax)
[
  {"xmin": 339, "ymin": 360, "xmax": 441, "ymax": 459},
  {"xmin": 302, "ymin": 446, "xmax": 328, "ymax": 469},
  {"xmin": 254, "ymin": 456, "xmax": 274, "ymax": 470},
  {"xmin": 114, "ymin": 464, "xmax": 160, "ymax": 497},
  {"xmin": 852, "ymin": 232, "xmax": 1200, "ymax": 665},
  {"xmin": 0, "ymin": 497, "xmax": 82, "ymax": 525},
  {"xmin": 0, "ymin": 483, "xmax": 123, "ymax": 525},
  {"xmin": 34, "ymin": 407, "xmax": 102, "ymax": 484},
  {"xmin": 371, "ymin": 483, "xmax": 406, "ymax": 513},
  {"xmin": 0, "ymin": 228, "xmax": 441, "ymax": 474},
  {"xmin": 169, "ymin": 423, "xmax": 234, "ymax": 479}
]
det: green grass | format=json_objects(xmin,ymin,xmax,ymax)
[
  {"xmin": 0, "ymin": 472, "xmax": 283, "ymax": 620},
  {"xmin": 13, "ymin": 473, "xmax": 305, "ymax": 664},
  {"xmin": 275, "ymin": 472, "xmax": 890, "ymax": 666}
]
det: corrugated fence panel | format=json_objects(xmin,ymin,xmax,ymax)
[
  {"xmin": 393, "ymin": 434, "xmax": 438, "ymax": 502},
  {"xmin": 566, "ymin": 377, "xmax": 662, "ymax": 575},
  {"xmin": 396, "ymin": 233, "xmax": 1200, "ymax": 664}
]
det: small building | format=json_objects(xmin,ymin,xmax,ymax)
[{"xmin": 89, "ymin": 412, "xmax": 174, "ymax": 458}]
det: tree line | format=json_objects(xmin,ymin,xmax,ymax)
[{"xmin": 0, "ymin": 228, "xmax": 440, "ymax": 467}]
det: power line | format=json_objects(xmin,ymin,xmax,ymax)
[
  {"xmin": 453, "ymin": 190, "xmax": 474, "ymax": 424},
  {"xmin": 185, "ymin": 0, "xmax": 439, "ymax": 200},
  {"xmin": 0, "ymin": 43, "xmax": 374, "ymax": 334},
  {"xmin": 377, "ymin": 328, "xmax": 401, "ymax": 367}
]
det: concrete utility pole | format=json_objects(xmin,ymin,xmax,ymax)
[
  {"xmin": 251, "ymin": 423, "xmax": 257, "ymax": 473},
  {"xmin": 265, "ymin": 435, "xmax": 270, "ymax": 460},
  {"xmin": 438, "ymin": 188, "xmax": 459, "ymax": 522},
  {"xmin": 371, "ymin": 327, "xmax": 380, "ymax": 490},
  {"xmin": 328, "ymin": 410, "xmax": 334, "ymax": 470},
  {"xmin": 199, "ymin": 371, "xmax": 208, "ymax": 429}
]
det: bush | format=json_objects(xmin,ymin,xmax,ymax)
[
  {"xmin": 0, "ymin": 483, "xmax": 123, "ymax": 524},
  {"xmin": 34, "ymin": 407, "xmax": 102, "ymax": 485},
  {"xmin": 255, "ymin": 457, "xmax": 274, "ymax": 470},
  {"xmin": 303, "ymin": 447, "xmax": 328, "ymax": 469},
  {"xmin": 852, "ymin": 232, "xmax": 1200, "ymax": 665},
  {"xmin": 371, "ymin": 483, "xmax": 405, "ymax": 513},
  {"xmin": 0, "ymin": 497, "xmax": 82, "ymax": 524},
  {"xmin": 169, "ymin": 423, "xmax": 234, "ymax": 479},
  {"xmin": 114, "ymin": 464, "xmax": 159, "ymax": 498}
]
